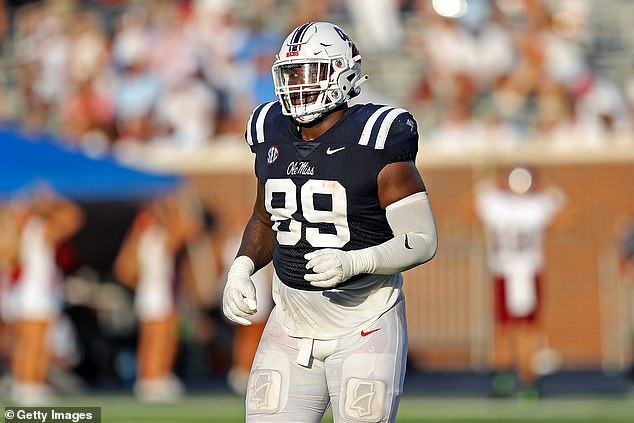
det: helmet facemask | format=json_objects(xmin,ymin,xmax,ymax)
[{"xmin": 273, "ymin": 61, "xmax": 329, "ymax": 124}]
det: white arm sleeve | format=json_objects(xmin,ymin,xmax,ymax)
[{"xmin": 349, "ymin": 191, "xmax": 438, "ymax": 275}]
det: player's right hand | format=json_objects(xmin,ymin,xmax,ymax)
[{"xmin": 222, "ymin": 256, "xmax": 257, "ymax": 326}]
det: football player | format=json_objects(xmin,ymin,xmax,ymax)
[{"xmin": 222, "ymin": 22, "xmax": 438, "ymax": 422}]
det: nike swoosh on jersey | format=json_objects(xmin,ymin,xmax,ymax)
[
  {"xmin": 326, "ymin": 146, "xmax": 346, "ymax": 155},
  {"xmin": 404, "ymin": 234, "xmax": 413, "ymax": 250},
  {"xmin": 361, "ymin": 328, "xmax": 381, "ymax": 337}
]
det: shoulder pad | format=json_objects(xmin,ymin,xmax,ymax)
[
  {"xmin": 244, "ymin": 101, "xmax": 281, "ymax": 148},
  {"xmin": 355, "ymin": 105, "xmax": 418, "ymax": 150}
]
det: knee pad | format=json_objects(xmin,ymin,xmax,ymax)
[
  {"xmin": 247, "ymin": 351, "xmax": 289, "ymax": 414},
  {"xmin": 340, "ymin": 353, "xmax": 399, "ymax": 422},
  {"xmin": 343, "ymin": 377, "xmax": 386, "ymax": 421}
]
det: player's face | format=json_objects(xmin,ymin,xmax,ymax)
[{"xmin": 280, "ymin": 63, "xmax": 329, "ymax": 106}]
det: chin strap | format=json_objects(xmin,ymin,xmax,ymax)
[{"xmin": 295, "ymin": 112, "xmax": 322, "ymax": 125}]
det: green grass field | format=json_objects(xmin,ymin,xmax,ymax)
[{"xmin": 4, "ymin": 393, "xmax": 634, "ymax": 423}]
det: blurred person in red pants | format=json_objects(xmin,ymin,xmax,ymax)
[{"xmin": 476, "ymin": 166, "xmax": 565, "ymax": 397}]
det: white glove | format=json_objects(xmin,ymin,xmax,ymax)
[
  {"xmin": 222, "ymin": 256, "xmax": 257, "ymax": 326},
  {"xmin": 304, "ymin": 193, "xmax": 438, "ymax": 289},
  {"xmin": 304, "ymin": 249, "xmax": 366, "ymax": 288}
]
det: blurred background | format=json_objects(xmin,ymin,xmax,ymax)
[{"xmin": 1, "ymin": 0, "xmax": 634, "ymax": 412}]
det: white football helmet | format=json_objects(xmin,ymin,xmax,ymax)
[{"xmin": 272, "ymin": 22, "xmax": 368, "ymax": 124}]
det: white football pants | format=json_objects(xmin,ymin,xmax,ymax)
[{"xmin": 245, "ymin": 298, "xmax": 408, "ymax": 422}]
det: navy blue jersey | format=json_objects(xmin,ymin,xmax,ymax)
[{"xmin": 245, "ymin": 102, "xmax": 419, "ymax": 291}]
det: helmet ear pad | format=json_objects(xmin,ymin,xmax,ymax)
[{"xmin": 335, "ymin": 67, "xmax": 361, "ymax": 101}]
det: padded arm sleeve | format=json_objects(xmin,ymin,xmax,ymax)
[{"xmin": 350, "ymin": 191, "xmax": 438, "ymax": 275}]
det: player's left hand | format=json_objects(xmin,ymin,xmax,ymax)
[{"xmin": 304, "ymin": 249, "xmax": 354, "ymax": 288}]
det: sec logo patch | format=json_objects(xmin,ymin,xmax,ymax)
[{"xmin": 267, "ymin": 145, "xmax": 279, "ymax": 164}]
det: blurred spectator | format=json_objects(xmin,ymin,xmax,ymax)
[
  {"xmin": 285, "ymin": 0, "xmax": 333, "ymax": 30},
  {"xmin": 427, "ymin": 95, "xmax": 488, "ymax": 151},
  {"xmin": 114, "ymin": 193, "xmax": 201, "ymax": 402},
  {"xmin": 189, "ymin": 0, "xmax": 248, "ymax": 136},
  {"xmin": 475, "ymin": 166, "xmax": 565, "ymax": 397},
  {"xmin": 571, "ymin": 70, "xmax": 632, "ymax": 141},
  {"xmin": 345, "ymin": 0, "xmax": 403, "ymax": 54},
  {"xmin": 110, "ymin": 7, "xmax": 160, "ymax": 146},
  {"xmin": 0, "ymin": 0, "xmax": 631, "ymax": 150},
  {"xmin": 58, "ymin": 9, "xmax": 113, "ymax": 152},
  {"xmin": 145, "ymin": 0, "xmax": 199, "ymax": 88},
  {"xmin": 0, "ymin": 189, "xmax": 84, "ymax": 405},
  {"xmin": 58, "ymin": 75, "xmax": 114, "ymax": 154},
  {"xmin": 151, "ymin": 74, "xmax": 219, "ymax": 151},
  {"xmin": 232, "ymin": 17, "xmax": 281, "ymax": 110}
]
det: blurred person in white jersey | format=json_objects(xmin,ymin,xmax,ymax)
[
  {"xmin": 221, "ymin": 22, "xmax": 438, "ymax": 422},
  {"xmin": 476, "ymin": 165, "xmax": 565, "ymax": 397},
  {"xmin": 115, "ymin": 194, "xmax": 201, "ymax": 402},
  {"xmin": 0, "ymin": 189, "xmax": 83, "ymax": 405}
]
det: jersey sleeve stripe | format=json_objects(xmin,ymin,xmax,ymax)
[
  {"xmin": 358, "ymin": 106, "xmax": 392, "ymax": 146},
  {"xmin": 255, "ymin": 102, "xmax": 276, "ymax": 144},
  {"xmin": 246, "ymin": 102, "xmax": 269, "ymax": 146},
  {"xmin": 245, "ymin": 108, "xmax": 257, "ymax": 146},
  {"xmin": 375, "ymin": 108, "xmax": 407, "ymax": 149}
]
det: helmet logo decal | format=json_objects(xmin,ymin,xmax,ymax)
[
  {"xmin": 267, "ymin": 145, "xmax": 280, "ymax": 165},
  {"xmin": 333, "ymin": 26, "xmax": 351, "ymax": 42},
  {"xmin": 286, "ymin": 22, "xmax": 315, "ymax": 57}
]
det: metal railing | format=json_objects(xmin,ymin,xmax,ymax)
[
  {"xmin": 403, "ymin": 233, "xmax": 492, "ymax": 370},
  {"xmin": 599, "ymin": 245, "xmax": 634, "ymax": 371}
]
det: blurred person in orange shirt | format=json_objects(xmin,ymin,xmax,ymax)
[
  {"xmin": 476, "ymin": 166, "xmax": 565, "ymax": 398},
  {"xmin": 0, "ymin": 189, "xmax": 83, "ymax": 405},
  {"xmin": 114, "ymin": 193, "xmax": 201, "ymax": 402}
]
